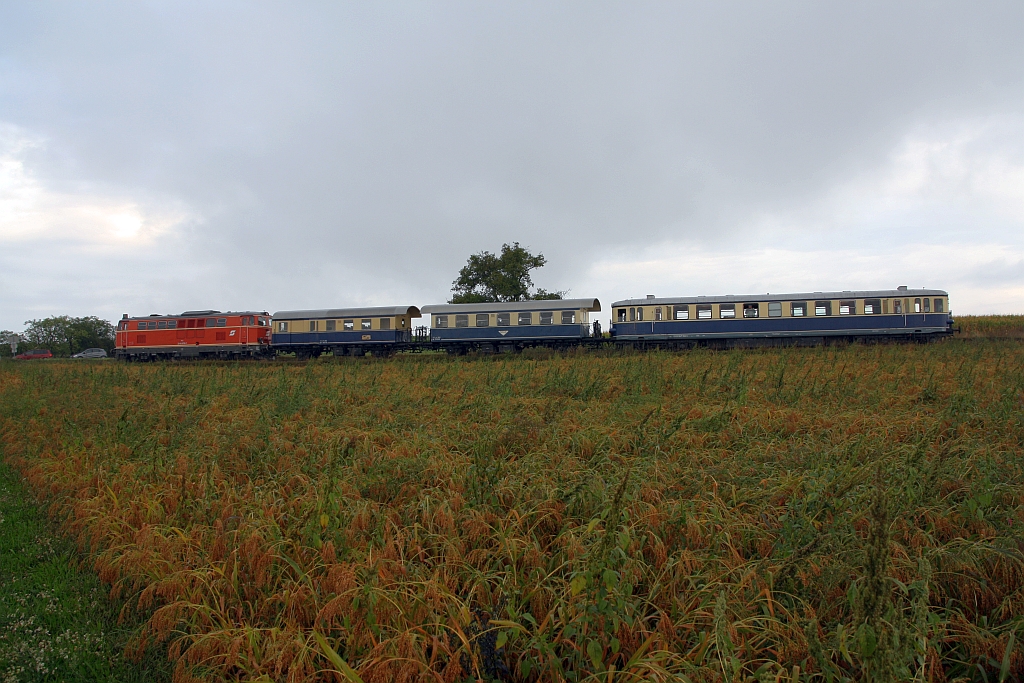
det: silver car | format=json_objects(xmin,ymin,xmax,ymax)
[{"xmin": 70, "ymin": 348, "xmax": 108, "ymax": 359}]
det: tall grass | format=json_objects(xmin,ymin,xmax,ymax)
[
  {"xmin": 955, "ymin": 315, "xmax": 1024, "ymax": 339},
  {"xmin": 1, "ymin": 342, "xmax": 1023, "ymax": 682}
]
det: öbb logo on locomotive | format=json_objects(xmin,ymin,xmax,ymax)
[{"xmin": 113, "ymin": 286, "xmax": 952, "ymax": 360}]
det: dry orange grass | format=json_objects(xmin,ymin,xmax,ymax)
[{"xmin": 1, "ymin": 341, "xmax": 1023, "ymax": 682}]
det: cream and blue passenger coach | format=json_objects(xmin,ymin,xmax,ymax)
[
  {"xmin": 421, "ymin": 298, "xmax": 601, "ymax": 350},
  {"xmin": 271, "ymin": 306, "xmax": 420, "ymax": 357},
  {"xmin": 611, "ymin": 287, "xmax": 951, "ymax": 345}
]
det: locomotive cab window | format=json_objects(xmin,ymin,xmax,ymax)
[
  {"xmin": 540, "ymin": 312, "xmax": 553, "ymax": 325},
  {"xmin": 435, "ymin": 316, "xmax": 448, "ymax": 328},
  {"xmin": 814, "ymin": 301, "xmax": 831, "ymax": 316},
  {"xmin": 157, "ymin": 321, "xmax": 166, "ymax": 329},
  {"xmin": 864, "ymin": 299, "xmax": 881, "ymax": 314},
  {"xmin": 719, "ymin": 304, "xmax": 736, "ymax": 319},
  {"xmin": 674, "ymin": 305, "xmax": 689, "ymax": 320},
  {"xmin": 455, "ymin": 315, "xmax": 469, "ymax": 328},
  {"xmin": 475, "ymin": 314, "xmax": 488, "ymax": 327},
  {"xmin": 743, "ymin": 303, "xmax": 759, "ymax": 318},
  {"xmin": 561, "ymin": 311, "xmax": 576, "ymax": 324},
  {"xmin": 791, "ymin": 303, "xmax": 806, "ymax": 317},
  {"xmin": 934, "ymin": 298, "xmax": 944, "ymax": 312},
  {"xmin": 617, "ymin": 309, "xmax": 627, "ymax": 322},
  {"xmin": 518, "ymin": 312, "xmax": 532, "ymax": 325},
  {"xmin": 923, "ymin": 298, "xmax": 930, "ymax": 312},
  {"xmin": 768, "ymin": 302, "xmax": 782, "ymax": 317},
  {"xmin": 839, "ymin": 300, "xmax": 855, "ymax": 315},
  {"xmin": 697, "ymin": 305, "xmax": 712, "ymax": 319},
  {"xmin": 326, "ymin": 320, "xmax": 336, "ymax": 331},
  {"xmin": 380, "ymin": 318, "xmax": 391, "ymax": 330},
  {"xmin": 498, "ymin": 313, "xmax": 510, "ymax": 326}
]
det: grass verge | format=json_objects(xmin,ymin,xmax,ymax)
[{"xmin": 0, "ymin": 460, "xmax": 171, "ymax": 683}]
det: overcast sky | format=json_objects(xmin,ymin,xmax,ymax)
[{"xmin": 1, "ymin": 2, "xmax": 1022, "ymax": 329}]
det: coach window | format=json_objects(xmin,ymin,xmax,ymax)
[
  {"xmin": 628, "ymin": 307, "xmax": 635, "ymax": 321},
  {"xmin": 617, "ymin": 309, "xmax": 626, "ymax": 322},
  {"xmin": 540, "ymin": 311, "xmax": 554, "ymax": 325},
  {"xmin": 453, "ymin": 315, "xmax": 467, "ymax": 328},
  {"xmin": 326, "ymin": 320, "xmax": 336, "ymax": 331},
  {"xmin": 768, "ymin": 302, "xmax": 782, "ymax": 317},
  {"xmin": 278, "ymin": 321, "xmax": 288, "ymax": 332},
  {"xmin": 361, "ymin": 319, "xmax": 372, "ymax": 330},
  {"xmin": 435, "ymin": 316, "xmax": 448, "ymax": 328},
  {"xmin": 923, "ymin": 298, "xmax": 931, "ymax": 312},
  {"xmin": 864, "ymin": 299, "xmax": 880, "ymax": 314},
  {"xmin": 720, "ymin": 304, "xmax": 736, "ymax": 319},
  {"xmin": 475, "ymin": 314, "xmax": 488, "ymax": 327},
  {"xmin": 791, "ymin": 302, "xmax": 806, "ymax": 317},
  {"xmin": 814, "ymin": 301, "xmax": 831, "ymax": 316},
  {"xmin": 518, "ymin": 312, "xmax": 532, "ymax": 325},
  {"xmin": 743, "ymin": 303, "xmax": 759, "ymax": 318},
  {"xmin": 343, "ymin": 320, "xmax": 354, "ymax": 330},
  {"xmin": 914, "ymin": 298, "xmax": 921, "ymax": 313},
  {"xmin": 497, "ymin": 312, "xmax": 511, "ymax": 326},
  {"xmin": 893, "ymin": 299, "xmax": 903, "ymax": 314},
  {"xmin": 934, "ymin": 298, "xmax": 944, "ymax": 313},
  {"xmin": 675, "ymin": 305, "xmax": 690, "ymax": 320},
  {"xmin": 636, "ymin": 307, "xmax": 644, "ymax": 321},
  {"xmin": 653, "ymin": 307, "xmax": 662, "ymax": 321},
  {"xmin": 561, "ymin": 311, "xmax": 576, "ymax": 324},
  {"xmin": 377, "ymin": 318, "xmax": 389, "ymax": 330},
  {"xmin": 309, "ymin": 320, "xmax": 318, "ymax": 332},
  {"xmin": 697, "ymin": 304, "xmax": 712, "ymax": 319},
  {"xmin": 839, "ymin": 300, "xmax": 855, "ymax": 315}
]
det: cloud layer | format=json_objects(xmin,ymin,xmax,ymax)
[{"xmin": 1, "ymin": 2, "xmax": 1022, "ymax": 327}]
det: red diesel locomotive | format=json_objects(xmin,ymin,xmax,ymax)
[{"xmin": 114, "ymin": 310, "xmax": 272, "ymax": 360}]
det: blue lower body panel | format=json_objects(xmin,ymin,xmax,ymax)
[
  {"xmin": 271, "ymin": 330, "xmax": 404, "ymax": 347},
  {"xmin": 612, "ymin": 314, "xmax": 949, "ymax": 340}
]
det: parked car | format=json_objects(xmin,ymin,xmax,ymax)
[
  {"xmin": 15, "ymin": 349, "xmax": 53, "ymax": 360},
  {"xmin": 70, "ymin": 348, "xmax": 108, "ymax": 359}
]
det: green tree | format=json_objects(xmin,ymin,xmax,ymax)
[
  {"xmin": 22, "ymin": 316, "xmax": 115, "ymax": 357},
  {"xmin": 0, "ymin": 330, "xmax": 26, "ymax": 358},
  {"xmin": 450, "ymin": 242, "xmax": 565, "ymax": 303}
]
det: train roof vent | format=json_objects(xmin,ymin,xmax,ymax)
[
  {"xmin": 181, "ymin": 310, "xmax": 221, "ymax": 316},
  {"xmin": 897, "ymin": 285, "xmax": 908, "ymax": 291},
  {"xmin": 646, "ymin": 294, "xmax": 655, "ymax": 299}
]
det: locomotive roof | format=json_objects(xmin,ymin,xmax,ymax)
[
  {"xmin": 124, "ymin": 310, "xmax": 269, "ymax": 320},
  {"xmin": 421, "ymin": 298, "xmax": 601, "ymax": 314},
  {"xmin": 271, "ymin": 305, "xmax": 421, "ymax": 320},
  {"xmin": 612, "ymin": 288, "xmax": 948, "ymax": 307}
]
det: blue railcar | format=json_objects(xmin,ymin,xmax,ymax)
[
  {"xmin": 611, "ymin": 287, "xmax": 951, "ymax": 347},
  {"xmin": 270, "ymin": 306, "xmax": 420, "ymax": 357},
  {"xmin": 421, "ymin": 298, "xmax": 601, "ymax": 352}
]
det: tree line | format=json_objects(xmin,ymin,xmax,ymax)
[{"xmin": 1, "ymin": 316, "xmax": 115, "ymax": 358}]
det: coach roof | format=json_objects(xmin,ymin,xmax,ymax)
[
  {"xmin": 271, "ymin": 306, "xmax": 421, "ymax": 320},
  {"xmin": 612, "ymin": 289, "xmax": 948, "ymax": 307},
  {"xmin": 421, "ymin": 298, "xmax": 601, "ymax": 314}
]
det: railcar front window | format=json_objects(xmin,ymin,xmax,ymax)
[
  {"xmin": 475, "ymin": 314, "xmax": 488, "ymax": 327},
  {"xmin": 791, "ymin": 303, "xmax": 806, "ymax": 317},
  {"xmin": 697, "ymin": 305, "xmax": 712, "ymax": 319},
  {"xmin": 743, "ymin": 303, "xmax": 759, "ymax": 318},
  {"xmin": 435, "ymin": 316, "xmax": 448, "ymax": 328},
  {"xmin": 719, "ymin": 304, "xmax": 736, "ymax": 319},
  {"xmin": 839, "ymin": 300, "xmax": 855, "ymax": 315},
  {"xmin": 768, "ymin": 302, "xmax": 782, "ymax": 317},
  {"xmin": 518, "ymin": 312, "xmax": 532, "ymax": 325},
  {"xmin": 561, "ymin": 311, "xmax": 576, "ymax": 324},
  {"xmin": 540, "ymin": 312, "xmax": 553, "ymax": 325},
  {"xmin": 455, "ymin": 315, "xmax": 468, "ymax": 328},
  {"xmin": 675, "ymin": 305, "xmax": 689, "ymax": 320},
  {"xmin": 498, "ymin": 313, "xmax": 510, "ymax": 326},
  {"xmin": 815, "ymin": 301, "xmax": 831, "ymax": 316},
  {"xmin": 934, "ymin": 298, "xmax": 944, "ymax": 312}
]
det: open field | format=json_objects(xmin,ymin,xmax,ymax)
[
  {"xmin": 954, "ymin": 316, "xmax": 1024, "ymax": 340},
  {"xmin": 1, "ymin": 341, "xmax": 1023, "ymax": 682}
]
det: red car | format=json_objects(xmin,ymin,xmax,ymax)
[{"xmin": 15, "ymin": 349, "xmax": 53, "ymax": 360}]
